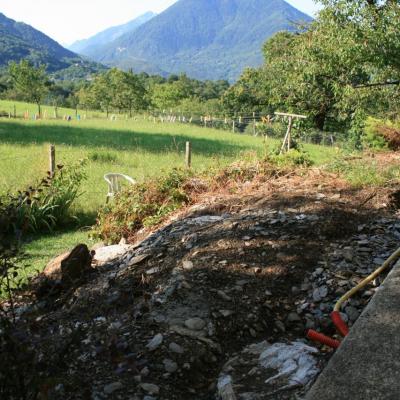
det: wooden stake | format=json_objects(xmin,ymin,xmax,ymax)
[
  {"xmin": 49, "ymin": 145, "xmax": 55, "ymax": 177},
  {"xmin": 287, "ymin": 116, "xmax": 293, "ymax": 151},
  {"xmin": 253, "ymin": 112, "xmax": 256, "ymax": 136},
  {"xmin": 185, "ymin": 142, "xmax": 192, "ymax": 168}
]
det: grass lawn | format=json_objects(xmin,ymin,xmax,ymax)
[{"xmin": 0, "ymin": 100, "xmax": 339, "ymax": 281}]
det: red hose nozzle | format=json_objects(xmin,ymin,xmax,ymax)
[
  {"xmin": 307, "ymin": 329, "xmax": 341, "ymax": 349},
  {"xmin": 331, "ymin": 311, "xmax": 349, "ymax": 337}
]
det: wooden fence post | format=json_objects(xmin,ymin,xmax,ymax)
[
  {"xmin": 49, "ymin": 145, "xmax": 55, "ymax": 177},
  {"xmin": 232, "ymin": 120, "xmax": 235, "ymax": 133},
  {"xmin": 185, "ymin": 141, "xmax": 192, "ymax": 169},
  {"xmin": 253, "ymin": 112, "xmax": 256, "ymax": 136}
]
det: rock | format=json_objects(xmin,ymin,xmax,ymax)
[
  {"xmin": 41, "ymin": 244, "xmax": 93, "ymax": 287},
  {"xmin": 163, "ymin": 359, "xmax": 178, "ymax": 373},
  {"xmin": 146, "ymin": 334, "xmax": 163, "ymax": 351},
  {"xmin": 218, "ymin": 375, "xmax": 236, "ymax": 400},
  {"xmin": 140, "ymin": 383, "xmax": 160, "ymax": 395},
  {"xmin": 313, "ymin": 286, "xmax": 328, "ymax": 302},
  {"xmin": 104, "ymin": 382, "xmax": 123, "ymax": 395},
  {"xmin": 217, "ymin": 290, "xmax": 232, "ymax": 301},
  {"xmin": 220, "ymin": 310, "xmax": 234, "ymax": 317},
  {"xmin": 129, "ymin": 254, "xmax": 150, "ymax": 266},
  {"xmin": 342, "ymin": 248, "xmax": 353, "ymax": 262},
  {"xmin": 345, "ymin": 306, "xmax": 360, "ymax": 322},
  {"xmin": 169, "ymin": 342, "xmax": 184, "ymax": 354},
  {"xmin": 301, "ymin": 283, "xmax": 312, "ymax": 291},
  {"xmin": 291, "ymin": 286, "xmax": 301, "ymax": 295},
  {"xmin": 275, "ymin": 320, "xmax": 286, "ymax": 332},
  {"xmin": 287, "ymin": 312, "xmax": 302, "ymax": 323},
  {"xmin": 182, "ymin": 260, "xmax": 194, "ymax": 270},
  {"xmin": 373, "ymin": 257, "xmax": 385, "ymax": 265},
  {"xmin": 146, "ymin": 267, "xmax": 160, "ymax": 275},
  {"xmin": 305, "ymin": 318, "xmax": 315, "ymax": 329},
  {"xmin": 92, "ymin": 244, "xmax": 132, "ymax": 267},
  {"xmin": 184, "ymin": 318, "xmax": 206, "ymax": 331}
]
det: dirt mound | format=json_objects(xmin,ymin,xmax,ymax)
[{"xmin": 2, "ymin": 171, "xmax": 400, "ymax": 399}]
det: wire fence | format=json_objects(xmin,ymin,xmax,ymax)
[{"xmin": 0, "ymin": 103, "xmax": 345, "ymax": 146}]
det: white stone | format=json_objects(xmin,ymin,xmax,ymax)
[{"xmin": 146, "ymin": 334, "xmax": 163, "ymax": 351}]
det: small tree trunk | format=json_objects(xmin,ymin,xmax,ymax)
[
  {"xmin": 314, "ymin": 111, "xmax": 327, "ymax": 131},
  {"xmin": 38, "ymin": 103, "xmax": 41, "ymax": 118}
]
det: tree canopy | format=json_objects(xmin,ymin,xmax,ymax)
[{"xmin": 8, "ymin": 60, "xmax": 50, "ymax": 116}]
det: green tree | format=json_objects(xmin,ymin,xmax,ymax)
[
  {"xmin": 91, "ymin": 73, "xmax": 113, "ymax": 117},
  {"xmin": 8, "ymin": 60, "xmax": 50, "ymax": 116},
  {"xmin": 109, "ymin": 69, "xmax": 148, "ymax": 116},
  {"xmin": 228, "ymin": 0, "xmax": 400, "ymax": 134}
]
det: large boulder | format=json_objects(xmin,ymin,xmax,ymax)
[{"xmin": 36, "ymin": 244, "xmax": 93, "ymax": 295}]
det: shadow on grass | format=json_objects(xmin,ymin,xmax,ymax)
[{"xmin": 0, "ymin": 121, "xmax": 253, "ymax": 157}]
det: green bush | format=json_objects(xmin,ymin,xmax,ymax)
[
  {"xmin": 362, "ymin": 118, "xmax": 388, "ymax": 150},
  {"xmin": 266, "ymin": 143, "xmax": 313, "ymax": 167}
]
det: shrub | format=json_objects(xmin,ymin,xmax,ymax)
[
  {"xmin": 266, "ymin": 144, "xmax": 313, "ymax": 167},
  {"xmin": 362, "ymin": 117, "xmax": 400, "ymax": 151},
  {"xmin": 93, "ymin": 168, "xmax": 194, "ymax": 243},
  {"xmin": 0, "ymin": 197, "xmax": 40, "ymax": 399},
  {"xmin": 362, "ymin": 118, "xmax": 389, "ymax": 150},
  {"xmin": 0, "ymin": 160, "xmax": 86, "ymax": 234}
]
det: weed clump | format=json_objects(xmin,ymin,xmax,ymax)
[
  {"xmin": 88, "ymin": 151, "xmax": 118, "ymax": 164},
  {"xmin": 0, "ymin": 161, "xmax": 86, "ymax": 234},
  {"xmin": 93, "ymin": 168, "xmax": 197, "ymax": 243},
  {"xmin": 266, "ymin": 143, "xmax": 313, "ymax": 167}
]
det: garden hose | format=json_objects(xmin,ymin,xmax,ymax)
[{"xmin": 308, "ymin": 246, "xmax": 400, "ymax": 348}]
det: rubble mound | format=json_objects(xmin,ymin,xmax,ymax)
[{"xmin": 6, "ymin": 171, "xmax": 400, "ymax": 399}]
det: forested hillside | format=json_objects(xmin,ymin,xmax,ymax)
[
  {"xmin": 0, "ymin": 12, "xmax": 104, "ymax": 79},
  {"xmin": 90, "ymin": 0, "xmax": 312, "ymax": 81}
]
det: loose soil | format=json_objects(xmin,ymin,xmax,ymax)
[{"xmin": 2, "ymin": 167, "xmax": 400, "ymax": 400}]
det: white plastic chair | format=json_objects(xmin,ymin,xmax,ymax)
[{"xmin": 104, "ymin": 173, "xmax": 136, "ymax": 203}]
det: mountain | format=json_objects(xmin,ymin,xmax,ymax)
[
  {"xmin": 68, "ymin": 11, "xmax": 157, "ymax": 58},
  {"xmin": 88, "ymin": 0, "xmax": 312, "ymax": 81},
  {"xmin": 0, "ymin": 12, "xmax": 77, "ymax": 71},
  {"xmin": 0, "ymin": 12, "xmax": 105, "ymax": 78}
]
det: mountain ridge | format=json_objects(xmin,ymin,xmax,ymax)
[
  {"xmin": 0, "ymin": 12, "xmax": 76, "ymax": 71},
  {"xmin": 88, "ymin": 0, "xmax": 312, "ymax": 81},
  {"xmin": 0, "ymin": 12, "xmax": 105, "ymax": 79},
  {"xmin": 68, "ymin": 11, "xmax": 157, "ymax": 57}
]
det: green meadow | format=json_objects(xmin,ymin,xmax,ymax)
[{"xmin": 0, "ymin": 100, "xmax": 338, "ymax": 275}]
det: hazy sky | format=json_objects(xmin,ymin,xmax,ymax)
[{"xmin": 0, "ymin": 0, "xmax": 320, "ymax": 45}]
